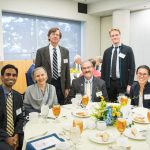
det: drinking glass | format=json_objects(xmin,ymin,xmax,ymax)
[
  {"xmin": 75, "ymin": 93, "xmax": 82, "ymax": 106},
  {"xmin": 116, "ymin": 118, "xmax": 127, "ymax": 146},
  {"xmin": 52, "ymin": 104, "xmax": 61, "ymax": 122},
  {"xmin": 73, "ymin": 119, "xmax": 83, "ymax": 134},
  {"xmin": 40, "ymin": 104, "xmax": 49, "ymax": 123},
  {"xmin": 147, "ymin": 111, "xmax": 150, "ymax": 122},
  {"xmin": 81, "ymin": 95, "xmax": 89, "ymax": 108},
  {"xmin": 70, "ymin": 126, "xmax": 80, "ymax": 150}
]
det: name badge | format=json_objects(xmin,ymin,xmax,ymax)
[
  {"xmin": 96, "ymin": 91, "xmax": 102, "ymax": 97},
  {"xmin": 144, "ymin": 94, "xmax": 150, "ymax": 100},
  {"xmin": 64, "ymin": 59, "xmax": 68, "ymax": 63},
  {"xmin": 16, "ymin": 108, "xmax": 22, "ymax": 116},
  {"xmin": 118, "ymin": 53, "xmax": 126, "ymax": 59}
]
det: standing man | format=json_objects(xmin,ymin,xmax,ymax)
[
  {"xmin": 0, "ymin": 64, "xmax": 24, "ymax": 150},
  {"xmin": 66, "ymin": 60, "xmax": 108, "ymax": 104},
  {"xmin": 101, "ymin": 28, "xmax": 135, "ymax": 102},
  {"xmin": 35, "ymin": 27, "xmax": 70, "ymax": 105}
]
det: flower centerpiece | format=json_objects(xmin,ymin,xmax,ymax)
[{"xmin": 91, "ymin": 96, "xmax": 122, "ymax": 126}]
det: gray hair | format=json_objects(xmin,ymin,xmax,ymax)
[{"xmin": 31, "ymin": 67, "xmax": 48, "ymax": 82}]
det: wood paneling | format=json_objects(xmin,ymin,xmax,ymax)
[{"xmin": 0, "ymin": 60, "xmax": 32, "ymax": 94}]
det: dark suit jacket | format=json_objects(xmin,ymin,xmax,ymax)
[
  {"xmin": 0, "ymin": 85, "xmax": 24, "ymax": 141},
  {"xmin": 35, "ymin": 45, "xmax": 70, "ymax": 94},
  {"xmin": 101, "ymin": 44, "xmax": 135, "ymax": 88},
  {"xmin": 66, "ymin": 76, "xmax": 108, "ymax": 103},
  {"xmin": 130, "ymin": 82, "xmax": 150, "ymax": 108}
]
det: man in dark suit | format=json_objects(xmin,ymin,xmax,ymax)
[
  {"xmin": 0, "ymin": 64, "xmax": 24, "ymax": 150},
  {"xmin": 101, "ymin": 28, "xmax": 135, "ymax": 102},
  {"xmin": 66, "ymin": 60, "xmax": 108, "ymax": 103},
  {"xmin": 35, "ymin": 27, "xmax": 70, "ymax": 105}
]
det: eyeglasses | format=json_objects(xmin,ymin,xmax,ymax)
[
  {"xmin": 5, "ymin": 73, "xmax": 17, "ymax": 77},
  {"xmin": 82, "ymin": 66, "xmax": 92, "ymax": 70},
  {"xmin": 137, "ymin": 73, "xmax": 149, "ymax": 77}
]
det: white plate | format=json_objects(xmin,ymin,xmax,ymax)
[
  {"xmin": 124, "ymin": 128, "xmax": 146, "ymax": 140},
  {"xmin": 72, "ymin": 110, "xmax": 90, "ymax": 118},
  {"xmin": 133, "ymin": 114, "xmax": 150, "ymax": 124},
  {"xmin": 88, "ymin": 132, "xmax": 115, "ymax": 144}
]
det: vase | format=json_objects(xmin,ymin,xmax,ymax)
[{"xmin": 96, "ymin": 120, "xmax": 106, "ymax": 131}]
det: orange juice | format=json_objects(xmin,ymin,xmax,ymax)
[
  {"xmin": 82, "ymin": 95, "xmax": 89, "ymax": 107},
  {"xmin": 73, "ymin": 119, "xmax": 83, "ymax": 134},
  {"xmin": 120, "ymin": 96, "xmax": 128, "ymax": 106},
  {"xmin": 147, "ymin": 111, "xmax": 150, "ymax": 122},
  {"xmin": 116, "ymin": 118, "xmax": 126, "ymax": 133},
  {"xmin": 52, "ymin": 104, "xmax": 61, "ymax": 117}
]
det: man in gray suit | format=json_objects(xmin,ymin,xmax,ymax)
[
  {"xmin": 35, "ymin": 27, "xmax": 70, "ymax": 105},
  {"xmin": 66, "ymin": 60, "xmax": 108, "ymax": 103}
]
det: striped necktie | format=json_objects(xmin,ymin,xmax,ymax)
[
  {"xmin": 53, "ymin": 48, "xmax": 58, "ymax": 80},
  {"xmin": 6, "ymin": 92, "xmax": 14, "ymax": 136}
]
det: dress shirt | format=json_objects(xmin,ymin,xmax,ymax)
[
  {"xmin": 110, "ymin": 45, "xmax": 121, "ymax": 78},
  {"xmin": 49, "ymin": 45, "xmax": 61, "ymax": 77}
]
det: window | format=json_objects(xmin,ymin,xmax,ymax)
[{"xmin": 2, "ymin": 12, "xmax": 81, "ymax": 64}]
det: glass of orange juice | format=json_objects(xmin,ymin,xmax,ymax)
[
  {"xmin": 73, "ymin": 119, "xmax": 83, "ymax": 134},
  {"xmin": 116, "ymin": 118, "xmax": 127, "ymax": 146},
  {"xmin": 82, "ymin": 95, "xmax": 89, "ymax": 108},
  {"xmin": 52, "ymin": 104, "xmax": 61, "ymax": 121},
  {"xmin": 147, "ymin": 111, "xmax": 150, "ymax": 122}
]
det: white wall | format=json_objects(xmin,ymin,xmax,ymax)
[
  {"xmin": 130, "ymin": 9, "xmax": 150, "ymax": 68},
  {"xmin": 0, "ymin": 0, "xmax": 100, "ymax": 60},
  {"xmin": 100, "ymin": 16, "xmax": 112, "ymax": 56}
]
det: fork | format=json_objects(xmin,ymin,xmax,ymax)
[{"xmin": 27, "ymin": 131, "xmax": 48, "ymax": 140}]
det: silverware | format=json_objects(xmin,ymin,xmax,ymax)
[{"xmin": 27, "ymin": 131, "xmax": 48, "ymax": 140}]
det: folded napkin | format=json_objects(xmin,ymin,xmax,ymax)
[{"xmin": 26, "ymin": 133, "xmax": 64, "ymax": 150}]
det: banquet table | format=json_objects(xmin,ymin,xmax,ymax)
[{"xmin": 22, "ymin": 103, "xmax": 150, "ymax": 150}]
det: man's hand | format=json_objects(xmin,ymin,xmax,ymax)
[
  {"xmin": 64, "ymin": 89, "xmax": 69, "ymax": 98},
  {"xmin": 126, "ymin": 85, "xmax": 131, "ymax": 94},
  {"xmin": 6, "ymin": 134, "xmax": 19, "ymax": 150}
]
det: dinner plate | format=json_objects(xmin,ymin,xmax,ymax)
[
  {"xmin": 72, "ymin": 110, "xmax": 90, "ymax": 118},
  {"xmin": 124, "ymin": 128, "xmax": 146, "ymax": 140},
  {"xmin": 133, "ymin": 115, "xmax": 150, "ymax": 124},
  {"xmin": 88, "ymin": 132, "xmax": 115, "ymax": 144}
]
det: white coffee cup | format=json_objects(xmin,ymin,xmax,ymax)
[
  {"xmin": 97, "ymin": 121, "xmax": 106, "ymax": 131},
  {"xmin": 26, "ymin": 112, "xmax": 39, "ymax": 123}
]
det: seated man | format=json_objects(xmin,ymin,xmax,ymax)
[
  {"xmin": 0, "ymin": 64, "xmax": 24, "ymax": 150},
  {"xmin": 66, "ymin": 60, "xmax": 108, "ymax": 103}
]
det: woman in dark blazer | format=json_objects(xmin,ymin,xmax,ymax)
[{"xmin": 130, "ymin": 65, "xmax": 150, "ymax": 108}]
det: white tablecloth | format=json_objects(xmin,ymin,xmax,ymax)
[{"xmin": 22, "ymin": 104, "xmax": 150, "ymax": 150}]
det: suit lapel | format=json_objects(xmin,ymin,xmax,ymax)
[
  {"xmin": 59, "ymin": 46, "xmax": 64, "ymax": 72},
  {"xmin": 92, "ymin": 77, "xmax": 96, "ymax": 102},
  {"xmin": 45, "ymin": 46, "xmax": 51, "ymax": 66},
  {"xmin": 79, "ymin": 77, "xmax": 85, "ymax": 95}
]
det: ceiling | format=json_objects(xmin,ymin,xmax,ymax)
[{"xmin": 72, "ymin": 0, "xmax": 150, "ymax": 16}]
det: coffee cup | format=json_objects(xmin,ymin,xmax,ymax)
[{"xmin": 26, "ymin": 112, "xmax": 39, "ymax": 123}]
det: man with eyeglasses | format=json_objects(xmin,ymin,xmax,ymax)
[
  {"xmin": 65, "ymin": 60, "xmax": 108, "ymax": 104},
  {"xmin": 101, "ymin": 28, "xmax": 135, "ymax": 102},
  {"xmin": 0, "ymin": 64, "xmax": 24, "ymax": 150},
  {"xmin": 35, "ymin": 27, "xmax": 70, "ymax": 105}
]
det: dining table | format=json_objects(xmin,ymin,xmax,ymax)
[{"xmin": 22, "ymin": 103, "xmax": 150, "ymax": 150}]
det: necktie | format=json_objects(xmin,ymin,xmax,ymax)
[
  {"xmin": 53, "ymin": 48, "xmax": 58, "ymax": 80},
  {"xmin": 86, "ymin": 81, "xmax": 91, "ymax": 100},
  {"xmin": 111, "ymin": 47, "xmax": 118, "ymax": 79},
  {"xmin": 6, "ymin": 92, "xmax": 14, "ymax": 136}
]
